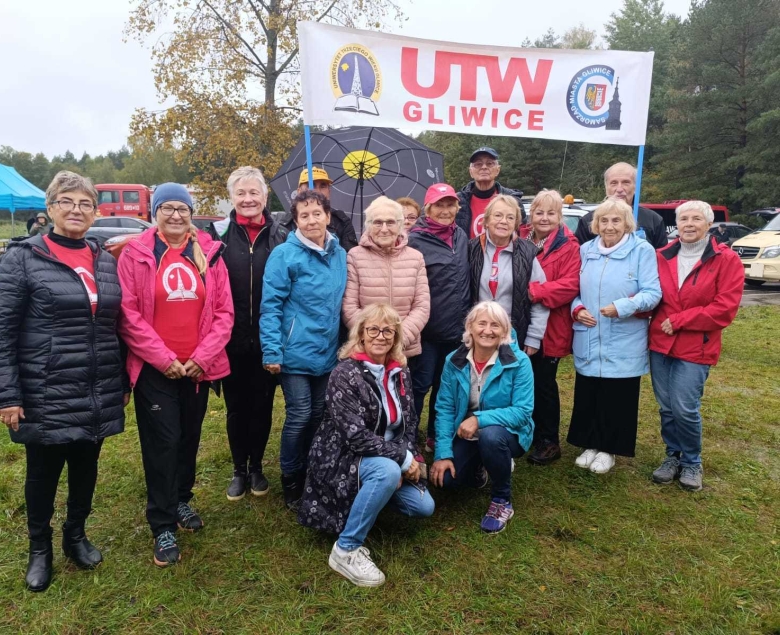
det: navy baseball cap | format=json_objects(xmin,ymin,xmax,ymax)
[{"xmin": 469, "ymin": 147, "xmax": 499, "ymax": 162}]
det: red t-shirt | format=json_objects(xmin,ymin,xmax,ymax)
[
  {"xmin": 469, "ymin": 192, "xmax": 497, "ymax": 238},
  {"xmin": 153, "ymin": 244, "xmax": 206, "ymax": 363},
  {"xmin": 43, "ymin": 235, "xmax": 98, "ymax": 314}
]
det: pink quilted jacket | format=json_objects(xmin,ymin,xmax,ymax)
[{"xmin": 342, "ymin": 233, "xmax": 430, "ymax": 358}]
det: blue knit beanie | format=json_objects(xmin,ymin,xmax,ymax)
[{"xmin": 151, "ymin": 183, "xmax": 193, "ymax": 219}]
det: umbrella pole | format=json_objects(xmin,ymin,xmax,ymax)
[
  {"xmin": 304, "ymin": 125, "xmax": 315, "ymax": 189},
  {"xmin": 633, "ymin": 145, "xmax": 644, "ymax": 224}
]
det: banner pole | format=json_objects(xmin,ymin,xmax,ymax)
[
  {"xmin": 304, "ymin": 125, "xmax": 314, "ymax": 188},
  {"xmin": 633, "ymin": 145, "xmax": 645, "ymax": 223}
]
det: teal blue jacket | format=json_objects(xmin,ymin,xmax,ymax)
[{"xmin": 433, "ymin": 343, "xmax": 534, "ymax": 461}]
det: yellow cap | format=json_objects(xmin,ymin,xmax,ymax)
[{"xmin": 298, "ymin": 166, "xmax": 332, "ymax": 185}]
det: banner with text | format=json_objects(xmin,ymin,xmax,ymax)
[{"xmin": 299, "ymin": 22, "xmax": 654, "ymax": 146}]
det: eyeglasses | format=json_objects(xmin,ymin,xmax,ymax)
[
  {"xmin": 53, "ymin": 200, "xmax": 95, "ymax": 213},
  {"xmin": 491, "ymin": 213, "xmax": 516, "ymax": 223},
  {"xmin": 404, "ymin": 214, "xmax": 419, "ymax": 222},
  {"xmin": 471, "ymin": 161, "xmax": 498, "ymax": 169},
  {"xmin": 159, "ymin": 205, "xmax": 192, "ymax": 217},
  {"xmin": 371, "ymin": 219, "xmax": 398, "ymax": 229},
  {"xmin": 365, "ymin": 326, "xmax": 396, "ymax": 339}
]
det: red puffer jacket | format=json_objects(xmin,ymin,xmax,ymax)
[
  {"xmin": 521, "ymin": 224, "xmax": 581, "ymax": 358},
  {"xmin": 650, "ymin": 237, "xmax": 744, "ymax": 366}
]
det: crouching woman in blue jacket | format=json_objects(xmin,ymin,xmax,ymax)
[{"xmin": 430, "ymin": 301, "xmax": 534, "ymax": 534}]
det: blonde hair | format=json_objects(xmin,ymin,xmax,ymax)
[
  {"xmin": 363, "ymin": 196, "xmax": 404, "ymax": 236},
  {"xmin": 676, "ymin": 200, "xmax": 714, "ymax": 223},
  {"xmin": 339, "ymin": 303, "xmax": 406, "ymax": 366},
  {"xmin": 396, "ymin": 197, "xmax": 421, "ymax": 216},
  {"xmin": 484, "ymin": 195, "xmax": 523, "ymax": 232},
  {"xmin": 188, "ymin": 228, "xmax": 208, "ymax": 275},
  {"xmin": 462, "ymin": 301, "xmax": 513, "ymax": 349},
  {"xmin": 227, "ymin": 166, "xmax": 268, "ymax": 199},
  {"xmin": 529, "ymin": 189, "xmax": 563, "ymax": 219},
  {"xmin": 590, "ymin": 199, "xmax": 637, "ymax": 235}
]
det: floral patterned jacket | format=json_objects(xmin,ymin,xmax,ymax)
[{"xmin": 297, "ymin": 358, "xmax": 421, "ymax": 535}]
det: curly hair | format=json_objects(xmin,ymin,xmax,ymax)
[{"xmin": 291, "ymin": 189, "xmax": 331, "ymax": 222}]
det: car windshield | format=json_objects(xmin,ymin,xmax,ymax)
[{"xmin": 759, "ymin": 215, "xmax": 780, "ymax": 231}]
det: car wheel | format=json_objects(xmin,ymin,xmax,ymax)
[{"xmin": 745, "ymin": 279, "xmax": 765, "ymax": 287}]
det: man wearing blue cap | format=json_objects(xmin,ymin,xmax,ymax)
[{"xmin": 456, "ymin": 147, "xmax": 525, "ymax": 239}]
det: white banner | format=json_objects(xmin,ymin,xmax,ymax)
[{"xmin": 299, "ymin": 22, "xmax": 654, "ymax": 146}]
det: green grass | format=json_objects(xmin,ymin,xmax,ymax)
[{"xmin": 1, "ymin": 307, "xmax": 779, "ymax": 634}]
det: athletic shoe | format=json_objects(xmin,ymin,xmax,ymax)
[
  {"xmin": 474, "ymin": 465, "xmax": 489, "ymax": 489},
  {"xmin": 527, "ymin": 440, "xmax": 562, "ymax": 466},
  {"xmin": 153, "ymin": 531, "xmax": 180, "ymax": 568},
  {"xmin": 589, "ymin": 452, "xmax": 615, "ymax": 474},
  {"xmin": 679, "ymin": 465, "xmax": 703, "ymax": 491},
  {"xmin": 652, "ymin": 456, "xmax": 681, "ymax": 484},
  {"xmin": 480, "ymin": 499, "xmax": 514, "ymax": 534},
  {"xmin": 226, "ymin": 473, "xmax": 247, "ymax": 501},
  {"xmin": 177, "ymin": 502, "xmax": 204, "ymax": 532},
  {"xmin": 328, "ymin": 543, "xmax": 386, "ymax": 587},
  {"xmin": 249, "ymin": 471, "xmax": 270, "ymax": 497},
  {"xmin": 575, "ymin": 448, "xmax": 599, "ymax": 468}
]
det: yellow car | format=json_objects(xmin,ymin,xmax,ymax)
[{"xmin": 732, "ymin": 214, "xmax": 780, "ymax": 287}]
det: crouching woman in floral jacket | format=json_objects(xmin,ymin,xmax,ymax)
[{"xmin": 298, "ymin": 303, "xmax": 434, "ymax": 588}]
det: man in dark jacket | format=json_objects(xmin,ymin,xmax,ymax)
[
  {"xmin": 209, "ymin": 167, "xmax": 288, "ymax": 501},
  {"xmin": 277, "ymin": 167, "xmax": 358, "ymax": 251},
  {"xmin": 575, "ymin": 162, "xmax": 667, "ymax": 249},
  {"xmin": 456, "ymin": 147, "xmax": 525, "ymax": 238}
]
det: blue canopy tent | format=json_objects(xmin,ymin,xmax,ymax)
[{"xmin": 0, "ymin": 165, "xmax": 46, "ymax": 235}]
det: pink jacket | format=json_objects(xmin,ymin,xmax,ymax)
[
  {"xmin": 117, "ymin": 227, "xmax": 234, "ymax": 388},
  {"xmin": 343, "ymin": 233, "xmax": 430, "ymax": 358}
]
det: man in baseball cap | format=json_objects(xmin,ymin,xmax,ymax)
[
  {"xmin": 456, "ymin": 146, "xmax": 525, "ymax": 239},
  {"xmin": 276, "ymin": 166, "xmax": 358, "ymax": 251}
]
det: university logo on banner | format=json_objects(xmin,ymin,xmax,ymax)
[{"xmin": 331, "ymin": 44, "xmax": 382, "ymax": 116}]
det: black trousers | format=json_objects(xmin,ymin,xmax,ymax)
[
  {"xmin": 134, "ymin": 364, "xmax": 210, "ymax": 536},
  {"xmin": 530, "ymin": 350, "xmax": 562, "ymax": 445},
  {"xmin": 223, "ymin": 352, "xmax": 276, "ymax": 473},
  {"xmin": 410, "ymin": 339, "xmax": 460, "ymax": 441},
  {"xmin": 25, "ymin": 440, "xmax": 104, "ymax": 542}
]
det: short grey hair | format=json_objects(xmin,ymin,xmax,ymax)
[
  {"xmin": 462, "ymin": 301, "xmax": 513, "ymax": 349},
  {"xmin": 45, "ymin": 171, "xmax": 98, "ymax": 207},
  {"xmin": 603, "ymin": 162, "xmax": 637, "ymax": 187},
  {"xmin": 675, "ymin": 200, "xmax": 714, "ymax": 223},
  {"xmin": 363, "ymin": 196, "xmax": 404, "ymax": 236},
  {"xmin": 227, "ymin": 166, "xmax": 268, "ymax": 199},
  {"xmin": 590, "ymin": 198, "xmax": 637, "ymax": 235}
]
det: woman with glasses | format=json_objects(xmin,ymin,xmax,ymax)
[
  {"xmin": 260, "ymin": 190, "xmax": 347, "ymax": 510},
  {"xmin": 396, "ymin": 196, "xmax": 421, "ymax": 232},
  {"xmin": 117, "ymin": 183, "xmax": 234, "ymax": 567},
  {"xmin": 342, "ymin": 196, "xmax": 430, "ymax": 362},
  {"xmin": 0, "ymin": 171, "xmax": 128, "ymax": 591},
  {"xmin": 299, "ymin": 303, "xmax": 434, "ymax": 587}
]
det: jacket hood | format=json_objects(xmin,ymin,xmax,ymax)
[
  {"xmin": 358, "ymin": 230, "xmax": 408, "ymax": 254},
  {"xmin": 286, "ymin": 227, "xmax": 341, "ymax": 254},
  {"xmin": 449, "ymin": 343, "xmax": 518, "ymax": 370}
]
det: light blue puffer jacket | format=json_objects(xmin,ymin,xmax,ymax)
[
  {"xmin": 260, "ymin": 231, "xmax": 347, "ymax": 376},
  {"xmin": 571, "ymin": 233, "xmax": 661, "ymax": 378}
]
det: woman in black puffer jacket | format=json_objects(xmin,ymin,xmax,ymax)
[{"xmin": 0, "ymin": 171, "xmax": 128, "ymax": 592}]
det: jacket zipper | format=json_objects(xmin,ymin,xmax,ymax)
[
  {"xmin": 597, "ymin": 256, "xmax": 610, "ymax": 376},
  {"xmin": 243, "ymin": 226, "xmax": 262, "ymax": 346}
]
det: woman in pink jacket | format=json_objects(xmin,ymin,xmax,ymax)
[
  {"xmin": 342, "ymin": 196, "xmax": 430, "ymax": 360},
  {"xmin": 117, "ymin": 183, "xmax": 234, "ymax": 568}
]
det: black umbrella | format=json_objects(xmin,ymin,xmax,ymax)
[{"xmin": 270, "ymin": 127, "xmax": 444, "ymax": 234}]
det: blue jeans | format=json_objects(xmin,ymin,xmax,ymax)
[
  {"xmin": 442, "ymin": 426, "xmax": 524, "ymax": 501},
  {"xmin": 650, "ymin": 352, "xmax": 711, "ymax": 467},
  {"xmin": 410, "ymin": 339, "xmax": 460, "ymax": 441},
  {"xmin": 338, "ymin": 456, "xmax": 435, "ymax": 551},
  {"xmin": 278, "ymin": 372, "xmax": 330, "ymax": 476}
]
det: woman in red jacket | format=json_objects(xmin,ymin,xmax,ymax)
[
  {"xmin": 519, "ymin": 190, "xmax": 581, "ymax": 465},
  {"xmin": 649, "ymin": 200, "xmax": 744, "ymax": 491}
]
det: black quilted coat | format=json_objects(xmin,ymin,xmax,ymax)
[
  {"xmin": 298, "ymin": 359, "xmax": 420, "ymax": 535},
  {"xmin": 0, "ymin": 234, "xmax": 126, "ymax": 445}
]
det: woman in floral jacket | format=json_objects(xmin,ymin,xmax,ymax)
[{"xmin": 298, "ymin": 303, "xmax": 434, "ymax": 587}]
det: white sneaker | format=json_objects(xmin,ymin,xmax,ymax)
[
  {"xmin": 328, "ymin": 543, "xmax": 386, "ymax": 587},
  {"xmin": 589, "ymin": 452, "xmax": 615, "ymax": 474},
  {"xmin": 575, "ymin": 449, "xmax": 599, "ymax": 468}
]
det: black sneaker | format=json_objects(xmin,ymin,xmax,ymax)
[
  {"xmin": 527, "ymin": 440, "xmax": 562, "ymax": 466},
  {"xmin": 153, "ymin": 531, "xmax": 180, "ymax": 568},
  {"xmin": 177, "ymin": 502, "xmax": 204, "ymax": 532},
  {"xmin": 227, "ymin": 474, "xmax": 247, "ymax": 501},
  {"xmin": 249, "ymin": 471, "xmax": 269, "ymax": 497}
]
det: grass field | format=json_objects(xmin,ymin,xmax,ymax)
[{"xmin": 0, "ymin": 307, "xmax": 778, "ymax": 634}]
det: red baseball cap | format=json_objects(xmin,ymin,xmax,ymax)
[{"xmin": 424, "ymin": 183, "xmax": 458, "ymax": 206}]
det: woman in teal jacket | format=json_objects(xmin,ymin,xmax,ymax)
[
  {"xmin": 568, "ymin": 199, "xmax": 661, "ymax": 475},
  {"xmin": 260, "ymin": 190, "xmax": 347, "ymax": 508},
  {"xmin": 430, "ymin": 301, "xmax": 534, "ymax": 534}
]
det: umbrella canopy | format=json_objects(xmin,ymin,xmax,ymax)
[
  {"xmin": 0, "ymin": 165, "xmax": 46, "ymax": 212},
  {"xmin": 270, "ymin": 127, "xmax": 444, "ymax": 234}
]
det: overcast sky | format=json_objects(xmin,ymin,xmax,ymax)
[{"xmin": 0, "ymin": 0, "xmax": 693, "ymax": 158}]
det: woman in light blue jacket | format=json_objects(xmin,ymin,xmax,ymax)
[
  {"xmin": 430, "ymin": 301, "xmax": 534, "ymax": 534},
  {"xmin": 568, "ymin": 199, "xmax": 661, "ymax": 475},
  {"xmin": 260, "ymin": 190, "xmax": 347, "ymax": 509}
]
